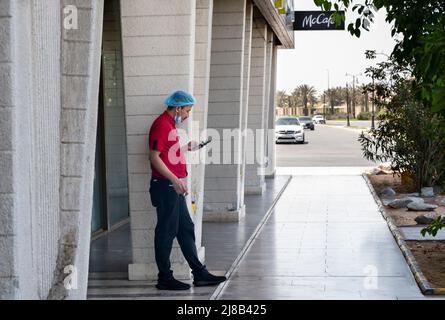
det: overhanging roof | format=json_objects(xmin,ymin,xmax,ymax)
[{"xmin": 252, "ymin": 0, "xmax": 295, "ymax": 49}]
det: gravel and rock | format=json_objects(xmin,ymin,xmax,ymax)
[
  {"xmin": 380, "ymin": 187, "xmax": 396, "ymax": 198},
  {"xmin": 421, "ymin": 187, "xmax": 435, "ymax": 198},
  {"xmin": 387, "ymin": 197, "xmax": 424, "ymax": 209},
  {"xmin": 407, "ymin": 202, "xmax": 438, "ymax": 211},
  {"xmin": 414, "ymin": 212, "xmax": 440, "ymax": 225}
]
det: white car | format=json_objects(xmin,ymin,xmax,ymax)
[
  {"xmin": 275, "ymin": 117, "xmax": 305, "ymax": 144},
  {"xmin": 312, "ymin": 115, "xmax": 326, "ymax": 124}
]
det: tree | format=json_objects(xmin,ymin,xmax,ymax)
[
  {"xmin": 314, "ymin": 0, "xmax": 445, "ymax": 116},
  {"xmin": 311, "ymin": 0, "xmax": 445, "ymax": 238},
  {"xmin": 349, "ymin": 83, "xmax": 366, "ymax": 116},
  {"xmin": 358, "ymin": 84, "xmax": 369, "ymax": 112},
  {"xmin": 309, "ymin": 94, "xmax": 318, "ymax": 115},
  {"xmin": 358, "ymin": 55, "xmax": 445, "ymax": 194},
  {"xmin": 276, "ymin": 90, "xmax": 289, "ymax": 109},
  {"xmin": 321, "ymin": 86, "xmax": 367, "ymax": 116},
  {"xmin": 289, "ymin": 87, "xmax": 302, "ymax": 115},
  {"xmin": 321, "ymin": 89, "xmax": 339, "ymax": 114},
  {"xmin": 327, "ymin": 88, "xmax": 335, "ymax": 114},
  {"xmin": 297, "ymin": 85, "xmax": 317, "ymax": 116},
  {"xmin": 329, "ymin": 86, "xmax": 346, "ymax": 108}
]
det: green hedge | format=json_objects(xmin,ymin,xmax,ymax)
[{"xmin": 357, "ymin": 112, "xmax": 371, "ymax": 120}]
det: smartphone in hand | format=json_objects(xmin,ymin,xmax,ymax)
[{"xmin": 199, "ymin": 136, "xmax": 212, "ymax": 148}]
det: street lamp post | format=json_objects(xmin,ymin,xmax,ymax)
[
  {"xmin": 326, "ymin": 69, "xmax": 332, "ymax": 115},
  {"xmin": 346, "ymin": 72, "xmax": 362, "ymax": 123},
  {"xmin": 371, "ymin": 75, "xmax": 375, "ymax": 129},
  {"xmin": 346, "ymin": 82, "xmax": 350, "ymax": 127},
  {"xmin": 352, "ymin": 75, "xmax": 356, "ymax": 118},
  {"xmin": 323, "ymin": 93, "xmax": 326, "ymax": 119}
]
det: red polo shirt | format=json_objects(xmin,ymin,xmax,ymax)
[{"xmin": 148, "ymin": 111, "xmax": 187, "ymax": 179}]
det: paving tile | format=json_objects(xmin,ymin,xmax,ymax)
[
  {"xmin": 218, "ymin": 176, "xmax": 427, "ymax": 300},
  {"xmin": 88, "ymin": 175, "xmax": 430, "ymax": 300}
]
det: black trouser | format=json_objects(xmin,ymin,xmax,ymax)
[{"xmin": 149, "ymin": 178, "xmax": 205, "ymax": 280}]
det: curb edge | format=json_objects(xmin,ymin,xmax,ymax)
[{"xmin": 362, "ymin": 173, "xmax": 445, "ymax": 296}]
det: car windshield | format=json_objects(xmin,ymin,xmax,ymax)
[
  {"xmin": 299, "ymin": 117, "xmax": 311, "ymax": 122},
  {"xmin": 276, "ymin": 118, "xmax": 300, "ymax": 126}
]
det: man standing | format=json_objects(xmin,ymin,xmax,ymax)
[{"xmin": 148, "ymin": 90, "xmax": 226, "ymax": 290}]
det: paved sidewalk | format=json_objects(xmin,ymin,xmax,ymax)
[
  {"xmin": 87, "ymin": 176, "xmax": 290, "ymax": 299},
  {"xmin": 215, "ymin": 174, "xmax": 438, "ymax": 300}
]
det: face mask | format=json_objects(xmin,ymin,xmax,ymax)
[{"xmin": 174, "ymin": 107, "xmax": 183, "ymax": 124}]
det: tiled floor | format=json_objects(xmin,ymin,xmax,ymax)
[
  {"xmin": 87, "ymin": 175, "xmax": 290, "ymax": 299},
  {"xmin": 215, "ymin": 175, "xmax": 444, "ymax": 300},
  {"xmin": 202, "ymin": 175, "xmax": 291, "ymax": 272},
  {"xmin": 276, "ymin": 166, "xmax": 375, "ymax": 176},
  {"xmin": 88, "ymin": 173, "xmax": 445, "ymax": 300},
  {"xmin": 89, "ymin": 224, "xmax": 132, "ymax": 273}
]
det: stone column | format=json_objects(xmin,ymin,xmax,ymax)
[
  {"xmin": 0, "ymin": 0, "xmax": 36, "ymax": 299},
  {"xmin": 28, "ymin": 0, "xmax": 61, "ymax": 299},
  {"xmin": 203, "ymin": 0, "xmax": 247, "ymax": 222},
  {"xmin": 191, "ymin": 0, "xmax": 213, "ymax": 261},
  {"xmin": 261, "ymin": 29, "xmax": 273, "ymax": 179},
  {"xmin": 239, "ymin": 0, "xmax": 253, "ymax": 200},
  {"xmin": 266, "ymin": 43, "xmax": 278, "ymax": 178},
  {"xmin": 0, "ymin": 0, "xmax": 104, "ymax": 299},
  {"xmin": 52, "ymin": 0, "xmax": 104, "ymax": 300},
  {"xmin": 121, "ymin": 0, "xmax": 197, "ymax": 280},
  {"xmin": 245, "ymin": 9, "xmax": 267, "ymax": 195}
]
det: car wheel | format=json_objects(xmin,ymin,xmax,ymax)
[{"xmin": 311, "ymin": 127, "xmax": 315, "ymax": 131}]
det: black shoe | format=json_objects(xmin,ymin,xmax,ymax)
[
  {"xmin": 156, "ymin": 277, "xmax": 191, "ymax": 290},
  {"xmin": 193, "ymin": 270, "xmax": 227, "ymax": 287}
]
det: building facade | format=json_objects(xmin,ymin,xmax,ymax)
[{"xmin": 0, "ymin": 0, "xmax": 294, "ymax": 299}]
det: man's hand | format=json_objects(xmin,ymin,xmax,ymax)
[
  {"xmin": 172, "ymin": 177, "xmax": 188, "ymax": 195},
  {"xmin": 187, "ymin": 141, "xmax": 200, "ymax": 151},
  {"xmin": 149, "ymin": 150, "xmax": 188, "ymax": 195}
]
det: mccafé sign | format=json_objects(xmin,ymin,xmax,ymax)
[{"xmin": 293, "ymin": 11, "xmax": 345, "ymax": 30}]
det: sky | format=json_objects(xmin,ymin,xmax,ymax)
[{"xmin": 277, "ymin": 0, "xmax": 398, "ymax": 95}]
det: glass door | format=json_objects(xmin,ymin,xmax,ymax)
[
  {"xmin": 91, "ymin": 0, "xmax": 129, "ymax": 235},
  {"xmin": 102, "ymin": 0, "xmax": 129, "ymax": 228},
  {"xmin": 92, "ymin": 80, "xmax": 107, "ymax": 234}
]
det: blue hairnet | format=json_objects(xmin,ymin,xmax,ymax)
[{"xmin": 164, "ymin": 90, "xmax": 196, "ymax": 107}]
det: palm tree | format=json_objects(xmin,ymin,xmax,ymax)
[
  {"xmin": 297, "ymin": 85, "xmax": 317, "ymax": 116},
  {"xmin": 308, "ymin": 94, "xmax": 318, "ymax": 115},
  {"xmin": 332, "ymin": 87, "xmax": 347, "ymax": 109},
  {"xmin": 325, "ymin": 88, "xmax": 335, "ymax": 114},
  {"xmin": 276, "ymin": 90, "xmax": 288, "ymax": 109},
  {"xmin": 321, "ymin": 90, "xmax": 333, "ymax": 114},
  {"xmin": 361, "ymin": 84, "xmax": 370, "ymax": 112},
  {"xmin": 289, "ymin": 87, "xmax": 302, "ymax": 115},
  {"xmin": 357, "ymin": 84, "xmax": 368, "ymax": 113}
]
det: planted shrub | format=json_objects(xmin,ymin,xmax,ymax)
[
  {"xmin": 358, "ymin": 57, "xmax": 445, "ymax": 193},
  {"xmin": 357, "ymin": 112, "xmax": 371, "ymax": 120}
]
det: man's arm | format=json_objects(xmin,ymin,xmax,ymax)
[
  {"xmin": 149, "ymin": 149, "xmax": 188, "ymax": 195},
  {"xmin": 180, "ymin": 141, "xmax": 200, "ymax": 153}
]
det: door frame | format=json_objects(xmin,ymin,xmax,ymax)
[{"xmin": 91, "ymin": 62, "xmax": 109, "ymax": 238}]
